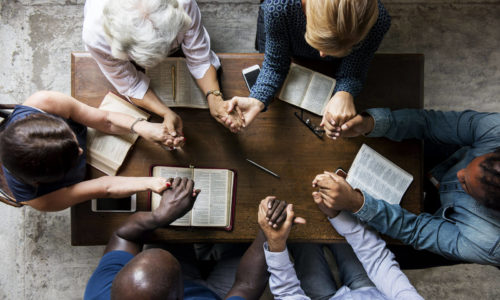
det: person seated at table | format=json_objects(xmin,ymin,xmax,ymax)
[
  {"xmin": 0, "ymin": 91, "xmax": 178, "ymax": 211},
  {"xmin": 82, "ymin": 0, "xmax": 243, "ymax": 136},
  {"xmin": 314, "ymin": 108, "xmax": 500, "ymax": 265},
  {"xmin": 226, "ymin": 0, "xmax": 390, "ymax": 135},
  {"xmin": 259, "ymin": 196, "xmax": 423, "ymax": 299},
  {"xmin": 84, "ymin": 177, "xmax": 269, "ymax": 300}
]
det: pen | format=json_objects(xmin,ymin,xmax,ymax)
[
  {"xmin": 171, "ymin": 65, "xmax": 176, "ymax": 102},
  {"xmin": 246, "ymin": 159, "xmax": 280, "ymax": 178}
]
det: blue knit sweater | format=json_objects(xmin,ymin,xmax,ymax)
[{"xmin": 250, "ymin": 0, "xmax": 391, "ymax": 108}]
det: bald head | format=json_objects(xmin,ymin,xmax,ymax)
[{"xmin": 111, "ymin": 248, "xmax": 183, "ymax": 300}]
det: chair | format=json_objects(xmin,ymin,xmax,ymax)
[{"xmin": 0, "ymin": 104, "xmax": 21, "ymax": 207}]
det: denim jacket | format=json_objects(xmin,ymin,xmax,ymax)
[{"xmin": 354, "ymin": 108, "xmax": 500, "ymax": 265}]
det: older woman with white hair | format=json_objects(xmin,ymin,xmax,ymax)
[{"xmin": 83, "ymin": 0, "xmax": 242, "ymax": 143}]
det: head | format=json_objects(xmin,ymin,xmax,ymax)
[
  {"xmin": 457, "ymin": 148, "xmax": 500, "ymax": 211},
  {"xmin": 305, "ymin": 0, "xmax": 379, "ymax": 57},
  {"xmin": 0, "ymin": 113, "xmax": 80, "ymax": 186},
  {"xmin": 102, "ymin": 0, "xmax": 192, "ymax": 68},
  {"xmin": 111, "ymin": 248, "xmax": 183, "ymax": 300}
]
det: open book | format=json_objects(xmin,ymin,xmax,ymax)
[
  {"xmin": 146, "ymin": 57, "xmax": 207, "ymax": 108},
  {"xmin": 150, "ymin": 165, "xmax": 236, "ymax": 230},
  {"xmin": 346, "ymin": 144, "xmax": 413, "ymax": 205},
  {"xmin": 278, "ymin": 63, "xmax": 336, "ymax": 116},
  {"xmin": 86, "ymin": 92, "xmax": 150, "ymax": 175}
]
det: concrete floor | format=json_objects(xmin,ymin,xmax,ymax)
[{"xmin": 0, "ymin": 0, "xmax": 499, "ymax": 299}]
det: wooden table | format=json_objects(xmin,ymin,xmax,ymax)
[{"xmin": 71, "ymin": 52, "xmax": 424, "ymax": 245}]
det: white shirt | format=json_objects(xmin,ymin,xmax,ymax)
[
  {"xmin": 82, "ymin": 0, "xmax": 220, "ymax": 100},
  {"xmin": 264, "ymin": 211, "xmax": 424, "ymax": 300}
]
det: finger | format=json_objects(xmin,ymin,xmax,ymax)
[
  {"xmin": 270, "ymin": 200, "xmax": 287, "ymax": 224},
  {"xmin": 166, "ymin": 178, "xmax": 173, "ymax": 188},
  {"xmin": 312, "ymin": 191, "xmax": 322, "ymax": 204},
  {"xmin": 192, "ymin": 188, "xmax": 201, "ymax": 198},
  {"xmin": 274, "ymin": 209, "xmax": 287, "ymax": 225},
  {"xmin": 172, "ymin": 177, "xmax": 181, "ymax": 188},
  {"xmin": 180, "ymin": 177, "xmax": 188, "ymax": 189},
  {"xmin": 235, "ymin": 105, "xmax": 245, "ymax": 127},
  {"xmin": 165, "ymin": 120, "xmax": 177, "ymax": 137},
  {"xmin": 293, "ymin": 217, "xmax": 307, "ymax": 224},
  {"xmin": 267, "ymin": 198, "xmax": 279, "ymax": 218},
  {"xmin": 186, "ymin": 178, "xmax": 195, "ymax": 194},
  {"xmin": 283, "ymin": 204, "xmax": 296, "ymax": 228},
  {"xmin": 226, "ymin": 98, "xmax": 237, "ymax": 113}
]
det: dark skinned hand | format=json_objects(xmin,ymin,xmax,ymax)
[
  {"xmin": 152, "ymin": 177, "xmax": 200, "ymax": 225},
  {"xmin": 266, "ymin": 196, "xmax": 289, "ymax": 228}
]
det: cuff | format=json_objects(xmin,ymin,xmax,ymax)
[
  {"xmin": 328, "ymin": 211, "xmax": 358, "ymax": 236},
  {"xmin": 126, "ymin": 72, "xmax": 150, "ymax": 100},
  {"xmin": 249, "ymin": 90, "xmax": 269, "ymax": 112},
  {"xmin": 186, "ymin": 51, "xmax": 221, "ymax": 80},
  {"xmin": 353, "ymin": 191, "xmax": 379, "ymax": 222},
  {"xmin": 364, "ymin": 108, "xmax": 391, "ymax": 137},
  {"xmin": 263, "ymin": 242, "xmax": 291, "ymax": 269}
]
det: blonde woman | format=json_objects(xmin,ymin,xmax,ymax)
[{"xmin": 228, "ymin": 0, "xmax": 391, "ymax": 138}]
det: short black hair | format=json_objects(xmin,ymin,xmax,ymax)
[
  {"xmin": 479, "ymin": 147, "xmax": 500, "ymax": 212},
  {"xmin": 0, "ymin": 113, "xmax": 79, "ymax": 185}
]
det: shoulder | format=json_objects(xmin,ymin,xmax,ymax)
[
  {"xmin": 82, "ymin": 0, "xmax": 110, "ymax": 50},
  {"xmin": 262, "ymin": 0, "xmax": 300, "ymax": 26},
  {"xmin": 84, "ymin": 251, "xmax": 135, "ymax": 300},
  {"xmin": 374, "ymin": 0, "xmax": 391, "ymax": 33}
]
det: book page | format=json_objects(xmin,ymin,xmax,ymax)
[
  {"xmin": 86, "ymin": 93, "xmax": 150, "ymax": 175},
  {"xmin": 151, "ymin": 166, "xmax": 193, "ymax": 226},
  {"xmin": 346, "ymin": 144, "xmax": 414, "ymax": 205},
  {"xmin": 147, "ymin": 58, "xmax": 208, "ymax": 108},
  {"xmin": 191, "ymin": 169, "xmax": 229, "ymax": 227},
  {"xmin": 278, "ymin": 63, "xmax": 312, "ymax": 107},
  {"xmin": 301, "ymin": 73, "xmax": 336, "ymax": 115}
]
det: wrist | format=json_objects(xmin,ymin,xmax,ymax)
[
  {"xmin": 267, "ymin": 240, "xmax": 286, "ymax": 252},
  {"xmin": 350, "ymin": 189, "xmax": 365, "ymax": 213},
  {"xmin": 361, "ymin": 113, "xmax": 375, "ymax": 135}
]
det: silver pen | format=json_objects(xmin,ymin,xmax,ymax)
[{"xmin": 246, "ymin": 159, "xmax": 280, "ymax": 178}]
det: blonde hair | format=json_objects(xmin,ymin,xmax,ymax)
[
  {"xmin": 103, "ymin": 0, "xmax": 192, "ymax": 68},
  {"xmin": 305, "ymin": 0, "xmax": 378, "ymax": 57}
]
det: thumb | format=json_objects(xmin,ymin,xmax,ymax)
[
  {"xmin": 227, "ymin": 98, "xmax": 237, "ymax": 113},
  {"xmin": 283, "ymin": 204, "xmax": 295, "ymax": 228},
  {"xmin": 165, "ymin": 120, "xmax": 177, "ymax": 137},
  {"xmin": 293, "ymin": 217, "xmax": 306, "ymax": 225},
  {"xmin": 341, "ymin": 117, "xmax": 358, "ymax": 131}
]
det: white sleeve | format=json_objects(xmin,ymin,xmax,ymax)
[
  {"xmin": 263, "ymin": 242, "xmax": 310, "ymax": 300},
  {"xmin": 86, "ymin": 44, "xmax": 150, "ymax": 100},
  {"xmin": 180, "ymin": 0, "xmax": 220, "ymax": 79},
  {"xmin": 329, "ymin": 211, "xmax": 424, "ymax": 300}
]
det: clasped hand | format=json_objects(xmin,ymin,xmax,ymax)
[
  {"xmin": 312, "ymin": 171, "xmax": 364, "ymax": 217},
  {"xmin": 208, "ymin": 96, "xmax": 245, "ymax": 133},
  {"xmin": 152, "ymin": 177, "xmax": 200, "ymax": 225}
]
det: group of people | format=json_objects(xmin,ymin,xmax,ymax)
[{"xmin": 0, "ymin": 0, "xmax": 498, "ymax": 299}]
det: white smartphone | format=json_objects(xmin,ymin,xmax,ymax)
[
  {"xmin": 91, "ymin": 194, "xmax": 137, "ymax": 213},
  {"xmin": 242, "ymin": 65, "xmax": 261, "ymax": 91}
]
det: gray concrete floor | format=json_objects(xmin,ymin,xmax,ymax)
[{"xmin": 0, "ymin": 0, "xmax": 499, "ymax": 299}]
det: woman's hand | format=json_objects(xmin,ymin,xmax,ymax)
[
  {"xmin": 321, "ymin": 91, "xmax": 356, "ymax": 139},
  {"xmin": 208, "ymin": 96, "xmax": 245, "ymax": 133},
  {"xmin": 226, "ymin": 97, "xmax": 265, "ymax": 129}
]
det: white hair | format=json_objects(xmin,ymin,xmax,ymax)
[{"xmin": 103, "ymin": 0, "xmax": 192, "ymax": 68}]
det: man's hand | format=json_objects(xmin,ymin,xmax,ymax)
[
  {"xmin": 266, "ymin": 196, "xmax": 288, "ymax": 228},
  {"xmin": 312, "ymin": 171, "xmax": 364, "ymax": 214},
  {"xmin": 152, "ymin": 177, "xmax": 200, "ymax": 225},
  {"xmin": 226, "ymin": 96, "xmax": 265, "ymax": 128},
  {"xmin": 208, "ymin": 96, "xmax": 245, "ymax": 133},
  {"xmin": 321, "ymin": 91, "xmax": 356, "ymax": 139},
  {"xmin": 162, "ymin": 109, "xmax": 185, "ymax": 148},
  {"xmin": 257, "ymin": 196, "xmax": 306, "ymax": 252},
  {"xmin": 337, "ymin": 114, "xmax": 375, "ymax": 138}
]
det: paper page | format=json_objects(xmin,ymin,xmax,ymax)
[
  {"xmin": 147, "ymin": 58, "xmax": 208, "ymax": 108},
  {"xmin": 346, "ymin": 144, "xmax": 413, "ymax": 205},
  {"xmin": 86, "ymin": 93, "xmax": 150, "ymax": 175},
  {"xmin": 278, "ymin": 63, "xmax": 312, "ymax": 107},
  {"xmin": 191, "ymin": 169, "xmax": 229, "ymax": 227},
  {"xmin": 151, "ymin": 166, "xmax": 193, "ymax": 226},
  {"xmin": 301, "ymin": 73, "xmax": 336, "ymax": 115}
]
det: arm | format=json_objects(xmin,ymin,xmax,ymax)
[
  {"xmin": 23, "ymin": 176, "xmax": 170, "ymax": 212},
  {"xmin": 225, "ymin": 230, "xmax": 269, "ymax": 300},
  {"xmin": 330, "ymin": 211, "xmax": 423, "ymax": 300},
  {"xmin": 104, "ymin": 177, "xmax": 199, "ymax": 255},
  {"xmin": 24, "ymin": 90, "xmax": 183, "ymax": 147},
  {"xmin": 365, "ymin": 108, "xmax": 500, "ymax": 149}
]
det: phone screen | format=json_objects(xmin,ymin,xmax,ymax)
[
  {"xmin": 244, "ymin": 68, "xmax": 260, "ymax": 91},
  {"xmin": 96, "ymin": 197, "xmax": 132, "ymax": 211}
]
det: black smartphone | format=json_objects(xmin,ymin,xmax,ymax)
[
  {"xmin": 242, "ymin": 65, "xmax": 261, "ymax": 91},
  {"xmin": 91, "ymin": 194, "xmax": 137, "ymax": 212}
]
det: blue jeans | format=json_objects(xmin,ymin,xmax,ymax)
[{"xmin": 288, "ymin": 243, "xmax": 374, "ymax": 300}]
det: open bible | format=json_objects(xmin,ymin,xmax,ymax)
[
  {"xmin": 146, "ymin": 57, "xmax": 207, "ymax": 108},
  {"xmin": 150, "ymin": 165, "xmax": 236, "ymax": 230},
  {"xmin": 278, "ymin": 63, "xmax": 336, "ymax": 115},
  {"xmin": 346, "ymin": 144, "xmax": 414, "ymax": 205},
  {"xmin": 86, "ymin": 92, "xmax": 150, "ymax": 175}
]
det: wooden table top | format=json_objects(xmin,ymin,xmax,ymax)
[{"xmin": 71, "ymin": 52, "xmax": 424, "ymax": 245}]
